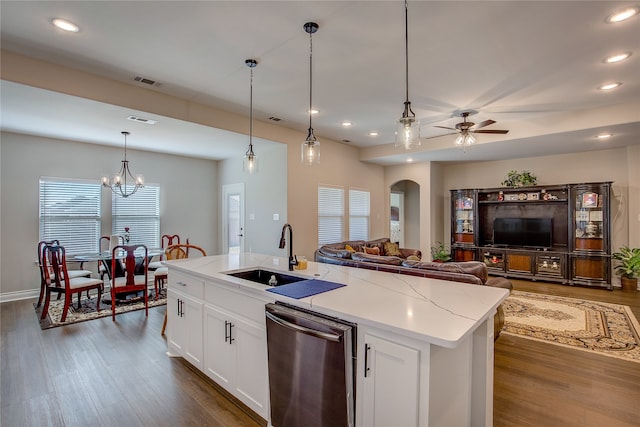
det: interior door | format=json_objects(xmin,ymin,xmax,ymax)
[
  {"xmin": 222, "ymin": 183, "xmax": 245, "ymax": 254},
  {"xmin": 390, "ymin": 192, "xmax": 404, "ymax": 246}
]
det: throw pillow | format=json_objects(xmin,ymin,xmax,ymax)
[
  {"xmin": 406, "ymin": 255, "xmax": 421, "ymax": 261},
  {"xmin": 363, "ymin": 246, "xmax": 380, "ymax": 255},
  {"xmin": 345, "ymin": 244, "xmax": 356, "ymax": 253},
  {"xmin": 383, "ymin": 241, "xmax": 403, "ymax": 257}
]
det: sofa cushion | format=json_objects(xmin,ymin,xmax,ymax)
[
  {"xmin": 351, "ymin": 252, "xmax": 403, "ymax": 265},
  {"xmin": 383, "ymin": 241, "xmax": 403, "ymax": 257},
  {"xmin": 345, "ymin": 244, "xmax": 356, "ymax": 253},
  {"xmin": 366, "ymin": 237, "xmax": 391, "ymax": 253},
  {"xmin": 318, "ymin": 247, "xmax": 353, "ymax": 259},
  {"xmin": 363, "ymin": 246, "xmax": 381, "ymax": 255},
  {"xmin": 401, "ymin": 260, "xmax": 488, "ymax": 283}
]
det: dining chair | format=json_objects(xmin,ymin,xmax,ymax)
[
  {"xmin": 40, "ymin": 243, "xmax": 104, "ymax": 322},
  {"xmin": 110, "ymin": 244, "xmax": 149, "ymax": 321},
  {"xmin": 37, "ymin": 240, "xmax": 93, "ymax": 307},
  {"xmin": 156, "ymin": 243, "xmax": 207, "ymax": 335},
  {"xmin": 149, "ymin": 234, "xmax": 182, "ymax": 270}
]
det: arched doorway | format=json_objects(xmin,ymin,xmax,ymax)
[{"xmin": 390, "ymin": 180, "xmax": 420, "ymax": 249}]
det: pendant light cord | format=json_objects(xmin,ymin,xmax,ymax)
[
  {"xmin": 249, "ymin": 65, "xmax": 254, "ymax": 151},
  {"xmin": 308, "ymin": 27, "xmax": 313, "ymax": 132},
  {"xmin": 404, "ymin": 0, "xmax": 409, "ymax": 103}
]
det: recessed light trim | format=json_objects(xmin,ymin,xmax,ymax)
[
  {"xmin": 51, "ymin": 18, "xmax": 79, "ymax": 33},
  {"xmin": 596, "ymin": 133, "xmax": 612, "ymax": 140},
  {"xmin": 368, "ymin": 131, "xmax": 379, "ymax": 137},
  {"xmin": 598, "ymin": 82, "xmax": 621, "ymax": 91},
  {"xmin": 406, "ymin": 158, "xmax": 413, "ymax": 163},
  {"xmin": 341, "ymin": 121, "xmax": 352, "ymax": 127},
  {"xmin": 604, "ymin": 52, "xmax": 631, "ymax": 63},
  {"xmin": 606, "ymin": 7, "xmax": 639, "ymax": 23},
  {"xmin": 308, "ymin": 109, "xmax": 319, "ymax": 115}
]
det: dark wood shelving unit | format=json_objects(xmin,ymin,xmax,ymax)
[{"xmin": 450, "ymin": 182, "xmax": 612, "ymax": 289}]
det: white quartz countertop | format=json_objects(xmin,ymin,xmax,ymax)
[{"xmin": 166, "ymin": 253, "xmax": 510, "ymax": 348}]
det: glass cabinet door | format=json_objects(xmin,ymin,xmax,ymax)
[
  {"xmin": 451, "ymin": 189, "xmax": 477, "ymax": 246},
  {"xmin": 571, "ymin": 183, "xmax": 611, "ymax": 253}
]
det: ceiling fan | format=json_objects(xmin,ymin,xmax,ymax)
[{"xmin": 432, "ymin": 111, "xmax": 509, "ymax": 146}]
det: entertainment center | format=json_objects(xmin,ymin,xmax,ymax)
[{"xmin": 450, "ymin": 182, "xmax": 612, "ymax": 289}]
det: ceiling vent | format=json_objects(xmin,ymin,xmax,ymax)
[
  {"xmin": 133, "ymin": 76, "xmax": 160, "ymax": 86},
  {"xmin": 127, "ymin": 115, "xmax": 157, "ymax": 125},
  {"xmin": 268, "ymin": 116, "xmax": 282, "ymax": 122}
]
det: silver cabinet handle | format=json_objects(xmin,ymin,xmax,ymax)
[
  {"xmin": 266, "ymin": 311, "xmax": 341, "ymax": 342},
  {"xmin": 176, "ymin": 281, "xmax": 187, "ymax": 287}
]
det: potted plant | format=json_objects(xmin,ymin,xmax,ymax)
[
  {"xmin": 431, "ymin": 242, "xmax": 452, "ymax": 262},
  {"xmin": 612, "ymin": 246, "xmax": 640, "ymax": 292},
  {"xmin": 501, "ymin": 170, "xmax": 538, "ymax": 188}
]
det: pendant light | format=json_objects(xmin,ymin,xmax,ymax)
[
  {"xmin": 101, "ymin": 131, "xmax": 144, "ymax": 198},
  {"xmin": 243, "ymin": 58, "xmax": 258, "ymax": 174},
  {"xmin": 301, "ymin": 21, "xmax": 320, "ymax": 165},
  {"xmin": 395, "ymin": 0, "xmax": 420, "ymax": 149}
]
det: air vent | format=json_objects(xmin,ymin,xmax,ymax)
[
  {"xmin": 341, "ymin": 139, "xmax": 351, "ymax": 143},
  {"xmin": 127, "ymin": 115, "xmax": 157, "ymax": 125},
  {"xmin": 133, "ymin": 76, "xmax": 159, "ymax": 86},
  {"xmin": 268, "ymin": 116, "xmax": 282, "ymax": 122}
]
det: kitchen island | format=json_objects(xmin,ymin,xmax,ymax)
[{"xmin": 165, "ymin": 252, "xmax": 509, "ymax": 427}]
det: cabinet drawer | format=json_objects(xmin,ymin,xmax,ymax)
[
  {"xmin": 205, "ymin": 282, "xmax": 269, "ymax": 324},
  {"xmin": 169, "ymin": 270, "xmax": 204, "ymax": 299}
]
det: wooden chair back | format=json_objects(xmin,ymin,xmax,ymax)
[
  {"xmin": 37, "ymin": 239, "xmax": 60, "ymax": 306},
  {"xmin": 165, "ymin": 244, "xmax": 207, "ymax": 260},
  {"xmin": 161, "ymin": 234, "xmax": 181, "ymax": 249},
  {"xmin": 110, "ymin": 244, "xmax": 149, "ymax": 321}
]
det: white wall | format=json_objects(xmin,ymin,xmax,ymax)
[{"xmin": 0, "ymin": 132, "xmax": 218, "ymax": 298}]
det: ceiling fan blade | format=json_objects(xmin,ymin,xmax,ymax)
[
  {"xmin": 423, "ymin": 132, "xmax": 459, "ymax": 140},
  {"xmin": 472, "ymin": 129, "xmax": 509, "ymax": 134},
  {"xmin": 434, "ymin": 125, "xmax": 458, "ymax": 131},
  {"xmin": 473, "ymin": 119, "xmax": 496, "ymax": 129}
]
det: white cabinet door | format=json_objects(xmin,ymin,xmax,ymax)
[
  {"xmin": 362, "ymin": 332, "xmax": 421, "ymax": 427},
  {"xmin": 167, "ymin": 288, "xmax": 204, "ymax": 370},
  {"xmin": 204, "ymin": 304, "xmax": 269, "ymax": 419}
]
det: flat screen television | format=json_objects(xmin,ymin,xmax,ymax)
[{"xmin": 493, "ymin": 217, "xmax": 553, "ymax": 249}]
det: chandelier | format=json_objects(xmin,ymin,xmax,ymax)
[
  {"xmin": 101, "ymin": 131, "xmax": 144, "ymax": 198},
  {"xmin": 244, "ymin": 58, "xmax": 258, "ymax": 174},
  {"xmin": 395, "ymin": 0, "xmax": 420, "ymax": 149},
  {"xmin": 301, "ymin": 21, "xmax": 320, "ymax": 165}
]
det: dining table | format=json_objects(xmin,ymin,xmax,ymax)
[{"xmin": 73, "ymin": 247, "xmax": 165, "ymax": 303}]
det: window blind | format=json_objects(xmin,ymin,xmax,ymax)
[
  {"xmin": 112, "ymin": 184, "xmax": 160, "ymax": 247},
  {"xmin": 349, "ymin": 189, "xmax": 370, "ymax": 241},
  {"xmin": 39, "ymin": 177, "xmax": 101, "ymax": 255},
  {"xmin": 318, "ymin": 186, "xmax": 344, "ymax": 245}
]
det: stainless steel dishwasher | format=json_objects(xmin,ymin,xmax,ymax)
[{"xmin": 265, "ymin": 302, "xmax": 357, "ymax": 427}]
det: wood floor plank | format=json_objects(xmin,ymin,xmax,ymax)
[{"xmin": 2, "ymin": 280, "xmax": 639, "ymax": 426}]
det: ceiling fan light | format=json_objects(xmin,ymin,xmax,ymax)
[
  {"xmin": 455, "ymin": 134, "xmax": 465, "ymax": 146},
  {"xmin": 466, "ymin": 134, "xmax": 477, "ymax": 145}
]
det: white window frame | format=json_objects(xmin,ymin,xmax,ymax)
[
  {"xmin": 112, "ymin": 184, "xmax": 160, "ymax": 247},
  {"xmin": 349, "ymin": 188, "xmax": 370, "ymax": 241},
  {"xmin": 39, "ymin": 177, "xmax": 102, "ymax": 255},
  {"xmin": 318, "ymin": 185, "xmax": 345, "ymax": 245}
]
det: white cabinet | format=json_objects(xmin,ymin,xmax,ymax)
[
  {"xmin": 166, "ymin": 272, "xmax": 204, "ymax": 370},
  {"xmin": 360, "ymin": 332, "xmax": 421, "ymax": 427},
  {"xmin": 203, "ymin": 304, "xmax": 268, "ymax": 418}
]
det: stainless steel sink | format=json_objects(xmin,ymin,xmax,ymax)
[{"xmin": 225, "ymin": 268, "xmax": 307, "ymax": 287}]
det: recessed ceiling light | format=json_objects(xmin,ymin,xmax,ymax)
[
  {"xmin": 598, "ymin": 82, "xmax": 621, "ymax": 91},
  {"xmin": 368, "ymin": 131, "xmax": 379, "ymax": 137},
  {"xmin": 51, "ymin": 18, "xmax": 80, "ymax": 33},
  {"xmin": 406, "ymin": 158, "xmax": 413, "ymax": 163},
  {"xmin": 606, "ymin": 7, "xmax": 639, "ymax": 23},
  {"xmin": 341, "ymin": 121, "xmax": 352, "ymax": 127},
  {"xmin": 308, "ymin": 109, "xmax": 319, "ymax": 115},
  {"xmin": 596, "ymin": 133, "xmax": 612, "ymax": 140},
  {"xmin": 604, "ymin": 52, "xmax": 631, "ymax": 63}
]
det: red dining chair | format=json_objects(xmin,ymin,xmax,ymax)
[
  {"xmin": 110, "ymin": 244, "xmax": 149, "ymax": 321},
  {"xmin": 40, "ymin": 243, "xmax": 103, "ymax": 322},
  {"xmin": 37, "ymin": 239, "xmax": 93, "ymax": 307},
  {"xmin": 98, "ymin": 235, "xmax": 124, "ymax": 281}
]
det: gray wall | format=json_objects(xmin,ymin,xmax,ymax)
[{"xmin": 0, "ymin": 131, "xmax": 218, "ymax": 299}]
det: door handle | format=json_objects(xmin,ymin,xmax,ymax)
[
  {"xmin": 364, "ymin": 344, "xmax": 371, "ymax": 377},
  {"xmin": 266, "ymin": 311, "xmax": 342, "ymax": 342},
  {"xmin": 225, "ymin": 320, "xmax": 235, "ymax": 343}
]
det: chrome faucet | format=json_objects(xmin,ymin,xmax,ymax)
[{"xmin": 279, "ymin": 223, "xmax": 298, "ymax": 271}]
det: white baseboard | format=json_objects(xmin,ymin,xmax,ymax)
[{"xmin": 0, "ymin": 289, "xmax": 38, "ymax": 303}]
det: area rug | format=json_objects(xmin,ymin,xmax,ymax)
[
  {"xmin": 502, "ymin": 290, "xmax": 640, "ymax": 363},
  {"xmin": 35, "ymin": 288, "xmax": 166, "ymax": 330}
]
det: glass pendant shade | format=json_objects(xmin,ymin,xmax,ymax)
[
  {"xmin": 301, "ymin": 131, "xmax": 320, "ymax": 165},
  {"xmin": 395, "ymin": 110, "xmax": 421, "ymax": 149},
  {"xmin": 243, "ymin": 151, "xmax": 258, "ymax": 173}
]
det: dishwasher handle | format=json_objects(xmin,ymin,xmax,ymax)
[{"xmin": 266, "ymin": 311, "xmax": 342, "ymax": 343}]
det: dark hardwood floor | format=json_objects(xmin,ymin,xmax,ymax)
[{"xmin": 1, "ymin": 281, "xmax": 639, "ymax": 426}]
